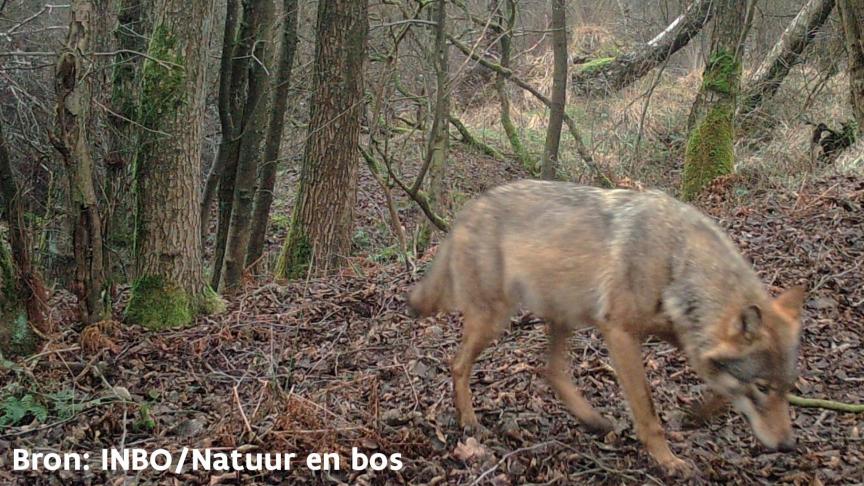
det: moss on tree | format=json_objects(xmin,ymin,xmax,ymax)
[
  {"xmin": 125, "ymin": 275, "xmax": 193, "ymax": 330},
  {"xmin": 577, "ymin": 57, "xmax": 615, "ymax": 74},
  {"xmin": 701, "ymin": 50, "xmax": 740, "ymax": 95},
  {"xmin": 682, "ymin": 103, "xmax": 734, "ymax": 200},
  {"xmin": 275, "ymin": 225, "xmax": 312, "ymax": 280},
  {"xmin": 0, "ymin": 238, "xmax": 38, "ymax": 357},
  {"xmin": 138, "ymin": 24, "xmax": 187, "ymax": 131}
]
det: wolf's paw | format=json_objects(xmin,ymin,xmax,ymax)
[
  {"xmin": 461, "ymin": 422, "xmax": 492, "ymax": 440},
  {"xmin": 659, "ymin": 456, "xmax": 694, "ymax": 479},
  {"xmin": 582, "ymin": 415, "xmax": 615, "ymax": 436}
]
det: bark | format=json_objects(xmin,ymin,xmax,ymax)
[
  {"xmin": 682, "ymin": 0, "xmax": 752, "ymax": 200},
  {"xmin": 208, "ymin": 0, "xmax": 254, "ymax": 290},
  {"xmin": 220, "ymin": 0, "xmax": 277, "ymax": 292},
  {"xmin": 106, "ymin": 0, "xmax": 147, "ymax": 290},
  {"xmin": 572, "ymin": 0, "xmax": 714, "ymax": 96},
  {"xmin": 246, "ymin": 0, "xmax": 299, "ymax": 269},
  {"xmin": 838, "ymin": 0, "xmax": 864, "ymax": 132},
  {"xmin": 738, "ymin": 0, "xmax": 835, "ymax": 120},
  {"xmin": 275, "ymin": 0, "xmax": 368, "ymax": 279},
  {"xmin": 126, "ymin": 0, "xmax": 222, "ymax": 329},
  {"xmin": 0, "ymin": 116, "xmax": 48, "ymax": 356},
  {"xmin": 53, "ymin": 0, "xmax": 108, "ymax": 323},
  {"xmin": 493, "ymin": 0, "xmax": 533, "ymax": 171},
  {"xmin": 541, "ymin": 0, "xmax": 568, "ymax": 180},
  {"xmin": 417, "ymin": 0, "xmax": 450, "ymax": 249},
  {"xmin": 201, "ymin": 0, "xmax": 241, "ymax": 242}
]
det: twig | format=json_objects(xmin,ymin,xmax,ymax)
[
  {"xmin": 470, "ymin": 441, "xmax": 556, "ymax": 485},
  {"xmin": 789, "ymin": 394, "xmax": 864, "ymax": 413},
  {"xmin": 233, "ymin": 384, "xmax": 254, "ymax": 436}
]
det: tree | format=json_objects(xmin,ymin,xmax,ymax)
[
  {"xmin": 492, "ymin": 0, "xmax": 534, "ymax": 172},
  {"xmin": 417, "ymin": 0, "xmax": 451, "ymax": 248},
  {"xmin": 738, "ymin": 0, "xmax": 835, "ymax": 121},
  {"xmin": 53, "ymin": 0, "xmax": 108, "ymax": 323},
  {"xmin": 275, "ymin": 0, "xmax": 368, "ymax": 278},
  {"xmin": 0, "ymin": 118, "xmax": 48, "ymax": 356},
  {"xmin": 838, "ymin": 0, "xmax": 864, "ymax": 132},
  {"xmin": 246, "ymin": 0, "xmax": 300, "ymax": 269},
  {"xmin": 125, "ymin": 0, "xmax": 222, "ymax": 329},
  {"xmin": 681, "ymin": 0, "xmax": 754, "ymax": 200},
  {"xmin": 219, "ymin": 0, "xmax": 277, "ymax": 292},
  {"xmin": 541, "ymin": 0, "xmax": 568, "ymax": 180},
  {"xmin": 204, "ymin": 0, "xmax": 251, "ymax": 290}
]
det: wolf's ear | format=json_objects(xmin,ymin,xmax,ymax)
[
  {"xmin": 739, "ymin": 304, "xmax": 762, "ymax": 336},
  {"xmin": 775, "ymin": 286, "xmax": 806, "ymax": 321}
]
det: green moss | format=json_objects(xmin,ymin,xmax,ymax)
[
  {"xmin": 577, "ymin": 57, "xmax": 615, "ymax": 74},
  {"xmin": 275, "ymin": 226, "xmax": 312, "ymax": 280},
  {"xmin": 125, "ymin": 275, "xmax": 193, "ymax": 330},
  {"xmin": 0, "ymin": 239, "xmax": 38, "ymax": 357},
  {"xmin": 138, "ymin": 24, "xmax": 187, "ymax": 131},
  {"xmin": 701, "ymin": 50, "xmax": 740, "ymax": 95},
  {"xmin": 196, "ymin": 285, "xmax": 226, "ymax": 315},
  {"xmin": 682, "ymin": 103, "xmax": 735, "ymax": 200}
]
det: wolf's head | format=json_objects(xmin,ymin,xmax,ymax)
[{"xmin": 699, "ymin": 286, "xmax": 805, "ymax": 451}]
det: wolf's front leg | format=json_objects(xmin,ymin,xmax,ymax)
[{"xmin": 603, "ymin": 327, "xmax": 693, "ymax": 478}]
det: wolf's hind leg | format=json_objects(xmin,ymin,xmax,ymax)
[
  {"xmin": 451, "ymin": 306, "xmax": 506, "ymax": 429},
  {"xmin": 545, "ymin": 322, "xmax": 613, "ymax": 434},
  {"xmin": 603, "ymin": 326, "xmax": 692, "ymax": 478}
]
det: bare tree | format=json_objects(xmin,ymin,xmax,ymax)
[
  {"xmin": 246, "ymin": 0, "xmax": 300, "ymax": 270},
  {"xmin": 125, "ymin": 0, "xmax": 222, "ymax": 328},
  {"xmin": 220, "ymin": 0, "xmax": 277, "ymax": 292},
  {"xmin": 541, "ymin": 0, "xmax": 568, "ymax": 180},
  {"xmin": 52, "ymin": 0, "xmax": 108, "ymax": 323},
  {"xmin": 275, "ymin": 0, "xmax": 368, "ymax": 278},
  {"xmin": 738, "ymin": 0, "xmax": 835, "ymax": 121},
  {"xmin": 0, "ymin": 117, "xmax": 48, "ymax": 356}
]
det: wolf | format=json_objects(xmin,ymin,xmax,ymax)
[{"xmin": 408, "ymin": 180, "xmax": 804, "ymax": 477}]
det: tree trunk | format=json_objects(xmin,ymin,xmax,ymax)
[
  {"xmin": 208, "ymin": 0, "xmax": 255, "ymax": 290},
  {"xmin": 838, "ymin": 0, "xmax": 864, "ymax": 132},
  {"xmin": 275, "ymin": 0, "xmax": 368, "ymax": 279},
  {"xmin": 201, "ymin": 0, "xmax": 242, "ymax": 244},
  {"xmin": 738, "ymin": 0, "xmax": 835, "ymax": 121},
  {"xmin": 682, "ymin": 0, "xmax": 752, "ymax": 200},
  {"xmin": 0, "ymin": 117, "xmax": 49, "ymax": 356},
  {"xmin": 53, "ymin": 0, "xmax": 108, "ymax": 323},
  {"xmin": 220, "ymin": 0, "xmax": 277, "ymax": 292},
  {"xmin": 417, "ymin": 0, "xmax": 450, "ymax": 250},
  {"xmin": 126, "ymin": 0, "xmax": 222, "ymax": 329},
  {"xmin": 106, "ymin": 0, "xmax": 148, "ymax": 291},
  {"xmin": 493, "ymin": 0, "xmax": 534, "ymax": 172},
  {"xmin": 541, "ymin": 0, "xmax": 568, "ymax": 181},
  {"xmin": 246, "ymin": 0, "xmax": 299, "ymax": 269},
  {"xmin": 572, "ymin": 0, "xmax": 714, "ymax": 96}
]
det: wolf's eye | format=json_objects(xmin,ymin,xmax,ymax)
[{"xmin": 753, "ymin": 381, "xmax": 771, "ymax": 395}]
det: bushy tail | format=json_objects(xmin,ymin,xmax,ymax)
[{"xmin": 408, "ymin": 240, "xmax": 453, "ymax": 317}]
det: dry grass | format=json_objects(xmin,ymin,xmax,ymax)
[{"xmin": 456, "ymin": 46, "xmax": 858, "ymax": 195}]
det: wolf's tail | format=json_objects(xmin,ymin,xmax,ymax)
[{"xmin": 408, "ymin": 239, "xmax": 453, "ymax": 317}]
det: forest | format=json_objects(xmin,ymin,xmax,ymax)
[{"xmin": 0, "ymin": 0, "xmax": 863, "ymax": 483}]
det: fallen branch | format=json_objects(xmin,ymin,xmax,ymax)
[
  {"xmin": 789, "ymin": 394, "xmax": 864, "ymax": 413},
  {"xmin": 450, "ymin": 116, "xmax": 505, "ymax": 161}
]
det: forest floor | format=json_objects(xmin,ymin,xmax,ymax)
[{"xmin": 2, "ymin": 145, "xmax": 864, "ymax": 484}]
